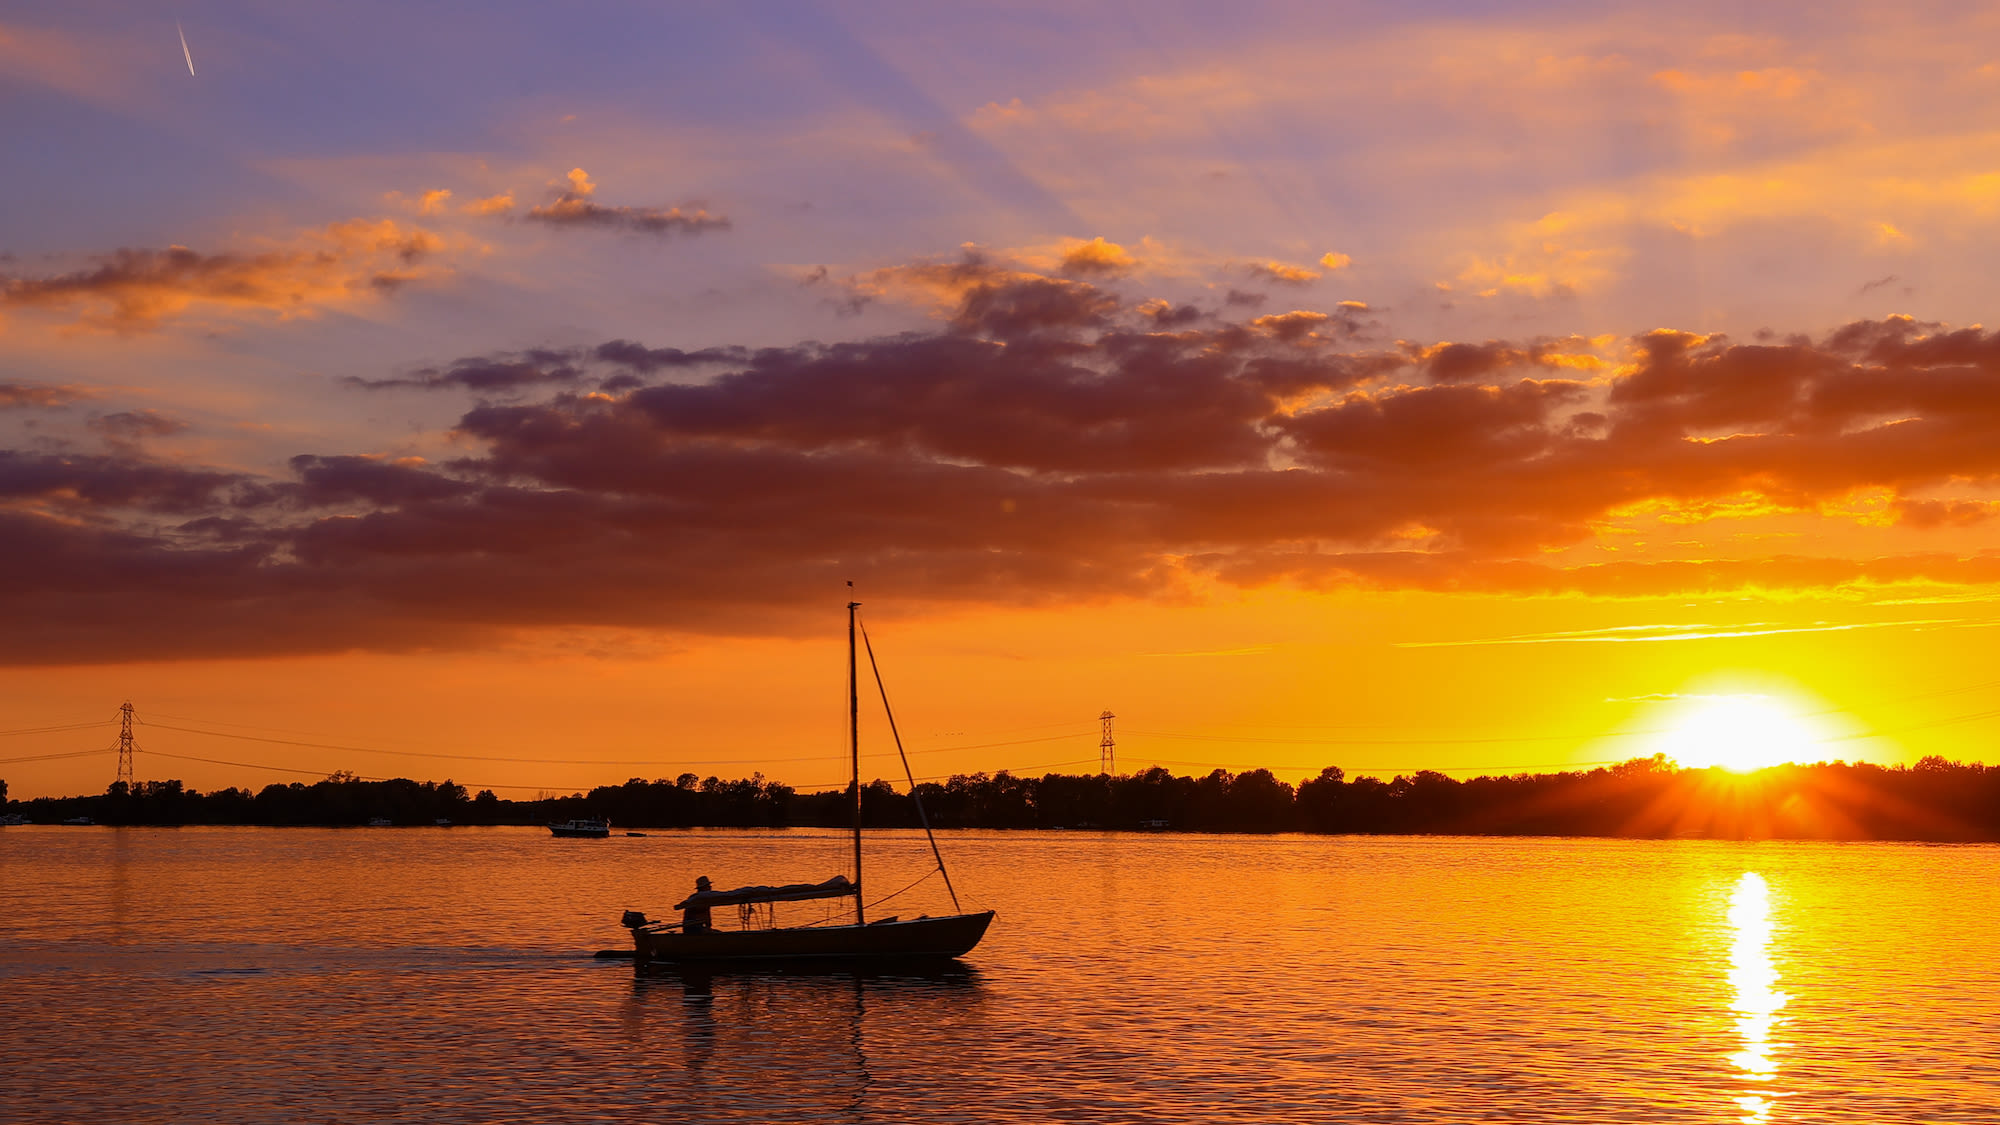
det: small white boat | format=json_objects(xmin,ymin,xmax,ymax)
[
  {"xmin": 367, "ymin": 817, "xmax": 393, "ymax": 827},
  {"xmin": 62, "ymin": 816, "xmax": 94, "ymax": 826},
  {"xmin": 549, "ymin": 817, "xmax": 611, "ymax": 838},
  {"xmin": 0, "ymin": 814, "xmax": 29, "ymax": 826}
]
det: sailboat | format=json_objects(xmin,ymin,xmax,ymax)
[{"xmin": 619, "ymin": 598, "xmax": 995, "ymax": 965}]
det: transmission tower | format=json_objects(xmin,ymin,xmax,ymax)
[
  {"xmin": 116, "ymin": 701, "xmax": 137, "ymax": 792},
  {"xmin": 1099, "ymin": 710, "xmax": 1116, "ymax": 775}
]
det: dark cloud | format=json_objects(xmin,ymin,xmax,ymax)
[
  {"xmin": 11, "ymin": 301, "xmax": 2000, "ymax": 664},
  {"xmin": 344, "ymin": 350, "xmax": 588, "ymax": 394},
  {"xmin": 89, "ymin": 409, "xmax": 190, "ymax": 449},
  {"xmin": 1421, "ymin": 338, "xmax": 1594, "ymax": 383},
  {"xmin": 0, "ymin": 450, "xmax": 240, "ymax": 514}
]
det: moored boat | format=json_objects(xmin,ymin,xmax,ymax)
[
  {"xmin": 550, "ymin": 817, "xmax": 612, "ymax": 838},
  {"xmin": 620, "ymin": 598, "xmax": 994, "ymax": 965}
]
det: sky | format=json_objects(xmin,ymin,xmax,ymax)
[{"xmin": 7, "ymin": 0, "xmax": 2000, "ymax": 798}]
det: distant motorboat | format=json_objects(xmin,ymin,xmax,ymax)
[
  {"xmin": 625, "ymin": 831, "xmax": 649, "ymax": 837},
  {"xmin": 549, "ymin": 817, "xmax": 611, "ymax": 838},
  {"xmin": 434, "ymin": 818, "xmax": 453, "ymax": 827},
  {"xmin": 62, "ymin": 816, "xmax": 94, "ymax": 826},
  {"xmin": 0, "ymin": 814, "xmax": 29, "ymax": 826},
  {"xmin": 367, "ymin": 817, "xmax": 393, "ymax": 827}
]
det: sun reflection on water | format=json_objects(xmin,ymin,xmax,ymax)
[{"xmin": 1726, "ymin": 872, "xmax": 1789, "ymax": 1123}]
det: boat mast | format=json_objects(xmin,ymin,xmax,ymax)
[{"xmin": 849, "ymin": 596, "xmax": 865, "ymax": 926}]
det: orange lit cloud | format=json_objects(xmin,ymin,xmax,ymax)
[
  {"xmin": 1247, "ymin": 260, "xmax": 1321, "ymax": 286},
  {"xmin": 11, "ymin": 251, "xmax": 2000, "ymax": 664},
  {"xmin": 0, "ymin": 382, "xmax": 95, "ymax": 409},
  {"xmin": 523, "ymin": 167, "xmax": 728, "ymax": 236},
  {"xmin": 462, "ymin": 192, "xmax": 515, "ymax": 217},
  {"xmin": 0, "ymin": 219, "xmax": 446, "ymax": 332}
]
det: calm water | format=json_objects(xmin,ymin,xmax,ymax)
[{"xmin": 2, "ymin": 827, "xmax": 1997, "ymax": 1122}]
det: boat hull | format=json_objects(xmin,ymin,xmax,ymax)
[{"xmin": 632, "ymin": 910, "xmax": 994, "ymax": 965}]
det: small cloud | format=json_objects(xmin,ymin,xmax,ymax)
[
  {"xmin": 1318, "ymin": 251, "xmax": 1352, "ymax": 271},
  {"xmin": 1252, "ymin": 309, "xmax": 1330, "ymax": 342},
  {"xmin": 90, "ymin": 408, "xmax": 190, "ymax": 451},
  {"xmin": 418, "ymin": 189, "xmax": 453, "ymax": 215},
  {"xmin": 1058, "ymin": 237, "xmax": 1135, "ymax": 277},
  {"xmin": 462, "ymin": 192, "xmax": 514, "ymax": 217},
  {"xmin": 1872, "ymin": 221, "xmax": 1913, "ymax": 247},
  {"xmin": 1893, "ymin": 497, "xmax": 2000, "ymax": 529},
  {"xmin": 524, "ymin": 167, "xmax": 729, "ymax": 237},
  {"xmin": 0, "ymin": 382, "xmax": 96, "ymax": 409},
  {"xmin": 1136, "ymin": 297, "xmax": 1201, "ymax": 327},
  {"xmin": 1857, "ymin": 274, "xmax": 1900, "ymax": 296},
  {"xmin": 1247, "ymin": 260, "xmax": 1321, "ymax": 286}
]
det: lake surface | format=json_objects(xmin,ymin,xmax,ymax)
[{"xmin": 2, "ymin": 827, "xmax": 1996, "ymax": 1122}]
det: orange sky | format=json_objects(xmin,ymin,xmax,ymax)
[{"xmin": 6, "ymin": 3, "xmax": 2000, "ymax": 797}]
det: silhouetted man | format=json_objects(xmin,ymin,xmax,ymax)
[{"xmin": 683, "ymin": 875, "xmax": 714, "ymax": 933}]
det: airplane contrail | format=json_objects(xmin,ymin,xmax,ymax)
[{"xmin": 178, "ymin": 20, "xmax": 195, "ymax": 76}]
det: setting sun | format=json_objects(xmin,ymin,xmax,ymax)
[{"xmin": 1660, "ymin": 696, "xmax": 1826, "ymax": 773}]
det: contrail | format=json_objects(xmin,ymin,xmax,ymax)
[{"xmin": 178, "ymin": 20, "xmax": 195, "ymax": 76}]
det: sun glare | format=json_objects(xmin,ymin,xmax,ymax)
[{"xmin": 1659, "ymin": 695, "xmax": 1824, "ymax": 773}]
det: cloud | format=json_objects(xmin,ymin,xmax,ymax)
[
  {"xmin": 88, "ymin": 409, "xmax": 190, "ymax": 452},
  {"xmin": 343, "ymin": 341, "xmax": 755, "ymax": 394},
  {"xmin": 523, "ymin": 167, "xmax": 729, "ymax": 236},
  {"xmin": 1058, "ymin": 237, "xmax": 1136, "ymax": 277},
  {"xmin": 1246, "ymin": 260, "xmax": 1321, "ymax": 286},
  {"xmin": 462, "ymin": 193, "xmax": 515, "ymax": 217},
  {"xmin": 0, "ymin": 382, "xmax": 95, "ymax": 410},
  {"xmin": 0, "ymin": 219, "xmax": 444, "ymax": 331},
  {"xmin": 12, "ymin": 295, "xmax": 2000, "ymax": 663},
  {"xmin": 1319, "ymin": 252, "xmax": 1352, "ymax": 271}
]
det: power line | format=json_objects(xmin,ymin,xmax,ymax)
[
  {"xmin": 0, "ymin": 748, "xmax": 115, "ymax": 766},
  {"xmin": 0, "ymin": 720, "xmax": 112, "ymax": 738},
  {"xmin": 1122, "ymin": 754, "xmax": 1633, "ymax": 776},
  {"xmin": 1120, "ymin": 726, "xmax": 1666, "ymax": 747},
  {"xmin": 134, "ymin": 719, "xmax": 1086, "ymax": 768}
]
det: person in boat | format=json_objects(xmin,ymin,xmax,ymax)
[{"xmin": 682, "ymin": 876, "xmax": 714, "ymax": 933}]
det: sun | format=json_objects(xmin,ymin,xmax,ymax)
[{"xmin": 1658, "ymin": 694, "xmax": 1825, "ymax": 772}]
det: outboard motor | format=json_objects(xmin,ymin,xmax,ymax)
[{"xmin": 620, "ymin": 910, "xmax": 649, "ymax": 929}]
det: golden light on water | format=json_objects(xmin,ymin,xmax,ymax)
[
  {"xmin": 1726, "ymin": 872, "xmax": 1789, "ymax": 1123},
  {"xmin": 1661, "ymin": 695, "xmax": 1828, "ymax": 772}
]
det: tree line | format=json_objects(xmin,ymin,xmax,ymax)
[{"xmin": 7, "ymin": 754, "xmax": 2000, "ymax": 840}]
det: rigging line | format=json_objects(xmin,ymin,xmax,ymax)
[
  {"xmin": 862, "ymin": 867, "xmax": 938, "ymax": 914},
  {"xmin": 0, "ymin": 747, "xmax": 116, "ymax": 765},
  {"xmin": 860, "ymin": 617, "xmax": 960, "ymax": 912}
]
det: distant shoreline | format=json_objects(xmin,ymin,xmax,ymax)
[{"xmin": 8, "ymin": 755, "xmax": 2000, "ymax": 842}]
